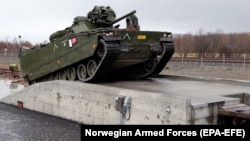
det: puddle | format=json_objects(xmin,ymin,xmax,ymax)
[{"xmin": 0, "ymin": 79, "xmax": 25, "ymax": 99}]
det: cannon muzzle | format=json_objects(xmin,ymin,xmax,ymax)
[{"xmin": 108, "ymin": 10, "xmax": 136, "ymax": 25}]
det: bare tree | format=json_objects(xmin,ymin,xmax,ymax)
[
  {"xmin": 180, "ymin": 33, "xmax": 194, "ymax": 57},
  {"xmin": 173, "ymin": 35, "xmax": 182, "ymax": 57}
]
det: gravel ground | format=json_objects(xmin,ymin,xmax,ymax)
[{"xmin": 161, "ymin": 65, "xmax": 250, "ymax": 81}]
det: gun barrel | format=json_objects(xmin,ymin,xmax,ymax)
[{"xmin": 110, "ymin": 10, "xmax": 136, "ymax": 25}]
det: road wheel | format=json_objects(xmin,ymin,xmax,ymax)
[{"xmin": 87, "ymin": 59, "xmax": 97, "ymax": 77}]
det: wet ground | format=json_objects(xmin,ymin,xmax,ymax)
[
  {"xmin": 0, "ymin": 79, "xmax": 81, "ymax": 141},
  {"xmin": 0, "ymin": 103, "xmax": 81, "ymax": 141}
]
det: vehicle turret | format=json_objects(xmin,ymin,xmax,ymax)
[{"xmin": 49, "ymin": 6, "xmax": 136, "ymax": 42}]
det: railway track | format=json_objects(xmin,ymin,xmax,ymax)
[
  {"xmin": 0, "ymin": 64, "xmax": 10, "ymax": 73},
  {"xmin": 170, "ymin": 57, "xmax": 250, "ymax": 64}
]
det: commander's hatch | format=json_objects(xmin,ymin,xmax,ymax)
[{"xmin": 126, "ymin": 15, "xmax": 140, "ymax": 31}]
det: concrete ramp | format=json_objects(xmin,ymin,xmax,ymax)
[{"xmin": 0, "ymin": 80, "xmax": 239, "ymax": 124}]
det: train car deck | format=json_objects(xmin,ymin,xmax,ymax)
[{"xmin": 218, "ymin": 103, "xmax": 250, "ymax": 125}]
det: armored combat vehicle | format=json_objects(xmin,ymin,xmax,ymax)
[{"xmin": 19, "ymin": 6, "xmax": 175, "ymax": 84}]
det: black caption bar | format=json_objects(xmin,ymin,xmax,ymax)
[{"xmin": 81, "ymin": 125, "xmax": 249, "ymax": 140}]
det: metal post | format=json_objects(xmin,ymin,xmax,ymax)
[
  {"xmin": 223, "ymin": 55, "xmax": 225, "ymax": 68},
  {"xmin": 181, "ymin": 56, "xmax": 183, "ymax": 67},
  {"xmin": 18, "ymin": 35, "xmax": 22, "ymax": 54},
  {"xmin": 201, "ymin": 56, "xmax": 203, "ymax": 67},
  {"xmin": 243, "ymin": 55, "xmax": 246, "ymax": 70}
]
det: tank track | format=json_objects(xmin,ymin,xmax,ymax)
[
  {"xmin": 132, "ymin": 42, "xmax": 175, "ymax": 79},
  {"xmin": 147, "ymin": 43, "xmax": 175, "ymax": 76},
  {"xmin": 105, "ymin": 42, "xmax": 175, "ymax": 81},
  {"xmin": 84, "ymin": 41, "xmax": 120, "ymax": 82}
]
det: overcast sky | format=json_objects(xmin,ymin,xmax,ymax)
[{"xmin": 0, "ymin": 0, "xmax": 249, "ymax": 44}]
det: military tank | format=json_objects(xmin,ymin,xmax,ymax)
[{"xmin": 19, "ymin": 6, "xmax": 175, "ymax": 84}]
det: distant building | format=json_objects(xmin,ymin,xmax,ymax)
[{"xmin": 4, "ymin": 47, "xmax": 7, "ymax": 56}]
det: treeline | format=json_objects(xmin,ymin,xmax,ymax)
[
  {"xmin": 1, "ymin": 29, "xmax": 250, "ymax": 58},
  {"xmin": 0, "ymin": 38, "xmax": 33, "ymax": 55},
  {"xmin": 174, "ymin": 29, "xmax": 250, "ymax": 57}
]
